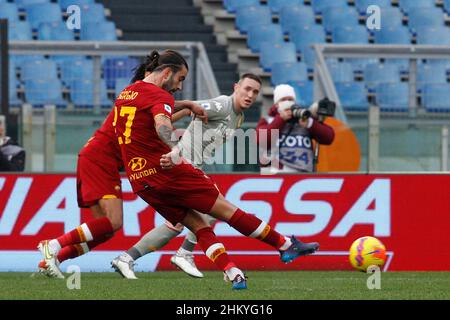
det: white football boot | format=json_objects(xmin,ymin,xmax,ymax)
[
  {"xmin": 37, "ymin": 240, "xmax": 64, "ymax": 279},
  {"xmin": 111, "ymin": 254, "xmax": 138, "ymax": 279},
  {"xmin": 170, "ymin": 253, "xmax": 204, "ymax": 278}
]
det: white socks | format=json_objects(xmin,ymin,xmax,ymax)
[{"xmin": 177, "ymin": 247, "xmax": 192, "ymax": 256}]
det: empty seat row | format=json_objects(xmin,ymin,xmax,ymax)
[
  {"xmin": 227, "ymin": 0, "xmax": 444, "ymax": 15},
  {"xmin": 9, "ymin": 55, "xmax": 138, "ymax": 107},
  {"xmin": 10, "ymin": 55, "xmax": 138, "ymax": 88},
  {"xmin": 0, "ymin": 1, "xmax": 116, "ymax": 41},
  {"xmin": 9, "ymin": 76, "xmax": 124, "ymax": 108},
  {"xmin": 336, "ymin": 82, "xmax": 450, "ymax": 112},
  {"xmin": 0, "ymin": 1, "xmax": 105, "ymax": 27}
]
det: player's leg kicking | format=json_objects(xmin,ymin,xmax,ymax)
[
  {"xmin": 124, "ymin": 170, "xmax": 318, "ymax": 290},
  {"xmin": 113, "ymin": 179, "xmax": 318, "ymax": 281}
]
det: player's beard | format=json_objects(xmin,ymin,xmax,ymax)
[{"xmin": 162, "ymin": 74, "xmax": 176, "ymax": 94}]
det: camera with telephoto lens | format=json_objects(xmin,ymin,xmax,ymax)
[
  {"xmin": 290, "ymin": 104, "xmax": 311, "ymax": 121},
  {"xmin": 317, "ymin": 97, "xmax": 336, "ymax": 117}
]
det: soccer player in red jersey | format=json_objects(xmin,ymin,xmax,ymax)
[
  {"xmin": 36, "ymin": 51, "xmax": 207, "ymax": 279},
  {"xmin": 114, "ymin": 50, "xmax": 319, "ymax": 290}
]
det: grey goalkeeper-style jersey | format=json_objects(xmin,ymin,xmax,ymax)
[{"xmin": 177, "ymin": 95, "xmax": 244, "ymax": 169}]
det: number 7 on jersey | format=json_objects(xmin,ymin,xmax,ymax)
[{"xmin": 113, "ymin": 106, "xmax": 136, "ymax": 145}]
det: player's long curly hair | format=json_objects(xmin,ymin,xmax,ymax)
[{"xmin": 131, "ymin": 50, "xmax": 188, "ymax": 83}]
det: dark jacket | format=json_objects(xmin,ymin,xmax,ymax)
[{"xmin": 0, "ymin": 137, "xmax": 26, "ymax": 171}]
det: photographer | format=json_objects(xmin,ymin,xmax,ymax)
[
  {"xmin": 257, "ymin": 84, "xmax": 335, "ymax": 173},
  {"xmin": 0, "ymin": 125, "xmax": 25, "ymax": 172}
]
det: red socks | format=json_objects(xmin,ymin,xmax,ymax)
[
  {"xmin": 56, "ymin": 217, "xmax": 114, "ymax": 248},
  {"xmin": 229, "ymin": 209, "xmax": 286, "ymax": 250},
  {"xmin": 56, "ymin": 234, "xmax": 113, "ymax": 263},
  {"xmin": 196, "ymin": 227, "xmax": 234, "ymax": 271}
]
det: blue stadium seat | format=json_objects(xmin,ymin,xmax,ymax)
[
  {"xmin": 80, "ymin": 3, "xmax": 106, "ymax": 24},
  {"xmin": 260, "ymin": 42, "xmax": 297, "ymax": 72},
  {"xmin": 354, "ymin": 0, "xmax": 391, "ymax": 15},
  {"xmin": 25, "ymin": 3, "xmax": 62, "ymax": 29},
  {"xmin": 16, "ymin": 0, "xmax": 49, "ymax": 10},
  {"xmin": 38, "ymin": 21, "xmax": 74, "ymax": 41},
  {"xmin": 373, "ymin": 26, "xmax": 411, "ymax": 44},
  {"xmin": 425, "ymin": 59, "xmax": 450, "ymax": 74},
  {"xmin": 267, "ymin": 0, "xmax": 304, "ymax": 14},
  {"xmin": 364, "ymin": 63, "xmax": 400, "ymax": 90},
  {"xmin": 223, "ymin": 0, "xmax": 260, "ymax": 13},
  {"xmin": 271, "ymin": 61, "xmax": 308, "ymax": 85},
  {"xmin": 379, "ymin": 8, "xmax": 404, "ymax": 29},
  {"xmin": 115, "ymin": 78, "xmax": 132, "ymax": 98},
  {"xmin": 445, "ymin": 0, "xmax": 450, "ymax": 14},
  {"xmin": 103, "ymin": 56, "xmax": 139, "ymax": 89},
  {"xmin": 235, "ymin": 5, "xmax": 272, "ymax": 34},
  {"xmin": 279, "ymin": 5, "xmax": 316, "ymax": 34},
  {"xmin": 311, "ymin": 0, "xmax": 349, "ymax": 14},
  {"xmin": 376, "ymin": 82, "xmax": 409, "ymax": 111},
  {"xmin": 399, "ymin": 0, "xmax": 434, "ymax": 14},
  {"xmin": 9, "ymin": 61, "xmax": 22, "ymax": 106},
  {"xmin": 417, "ymin": 64, "xmax": 448, "ymax": 92},
  {"xmin": 60, "ymin": 59, "xmax": 94, "ymax": 85},
  {"xmin": 0, "ymin": 2, "xmax": 19, "ymax": 22},
  {"xmin": 416, "ymin": 27, "xmax": 450, "ymax": 45},
  {"xmin": 335, "ymin": 82, "xmax": 369, "ymax": 111},
  {"xmin": 290, "ymin": 25, "xmax": 326, "ymax": 69},
  {"xmin": 51, "ymin": 55, "xmax": 89, "ymax": 67},
  {"xmin": 80, "ymin": 21, "xmax": 117, "ymax": 41},
  {"xmin": 290, "ymin": 24, "xmax": 326, "ymax": 52},
  {"xmin": 288, "ymin": 81, "xmax": 314, "ymax": 106},
  {"xmin": 345, "ymin": 58, "xmax": 380, "ymax": 73},
  {"xmin": 332, "ymin": 25, "xmax": 368, "ymax": 44},
  {"xmin": 70, "ymin": 79, "xmax": 111, "ymax": 108},
  {"xmin": 408, "ymin": 8, "xmax": 444, "ymax": 33},
  {"xmin": 8, "ymin": 21, "xmax": 33, "ymax": 40},
  {"xmin": 322, "ymin": 7, "xmax": 359, "ymax": 33},
  {"xmin": 58, "ymin": 0, "xmax": 94, "ymax": 10},
  {"xmin": 21, "ymin": 59, "xmax": 58, "ymax": 81},
  {"xmin": 11, "ymin": 54, "xmax": 45, "ymax": 67},
  {"xmin": 328, "ymin": 61, "xmax": 354, "ymax": 83},
  {"xmin": 384, "ymin": 59, "xmax": 410, "ymax": 73},
  {"xmin": 247, "ymin": 24, "xmax": 284, "ymax": 53},
  {"xmin": 24, "ymin": 79, "xmax": 66, "ymax": 107},
  {"xmin": 422, "ymin": 83, "xmax": 450, "ymax": 112},
  {"xmin": 326, "ymin": 58, "xmax": 340, "ymax": 65}
]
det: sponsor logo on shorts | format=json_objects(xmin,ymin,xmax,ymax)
[{"xmin": 128, "ymin": 157, "xmax": 147, "ymax": 171}]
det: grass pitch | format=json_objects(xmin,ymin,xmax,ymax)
[{"xmin": 0, "ymin": 271, "xmax": 449, "ymax": 300}]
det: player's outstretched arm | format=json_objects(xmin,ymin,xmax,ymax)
[
  {"xmin": 172, "ymin": 108, "xmax": 191, "ymax": 123},
  {"xmin": 175, "ymin": 100, "xmax": 208, "ymax": 124}
]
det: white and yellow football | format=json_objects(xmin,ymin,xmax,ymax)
[{"xmin": 349, "ymin": 236, "xmax": 387, "ymax": 272}]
